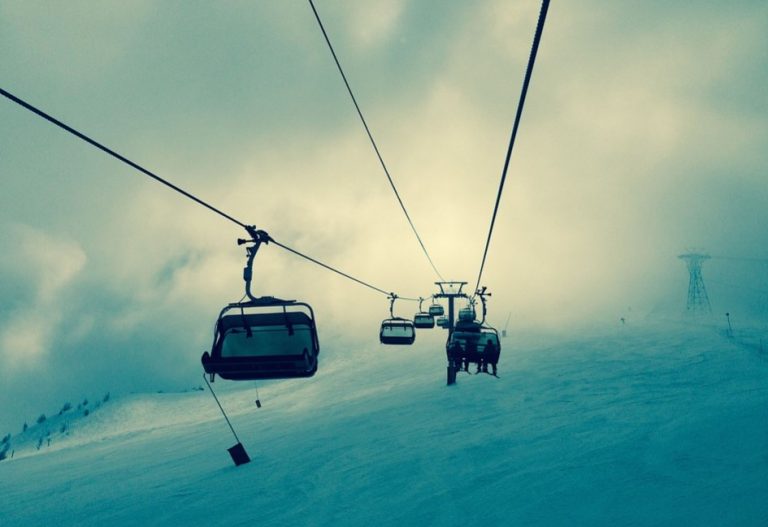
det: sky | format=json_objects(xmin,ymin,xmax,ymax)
[{"xmin": 1, "ymin": 0, "xmax": 767, "ymax": 434}]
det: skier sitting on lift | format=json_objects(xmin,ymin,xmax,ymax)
[
  {"xmin": 483, "ymin": 340, "xmax": 498, "ymax": 376},
  {"xmin": 448, "ymin": 340, "xmax": 463, "ymax": 370},
  {"xmin": 464, "ymin": 340, "xmax": 478, "ymax": 372}
]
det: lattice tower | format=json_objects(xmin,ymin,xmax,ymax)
[{"xmin": 678, "ymin": 252, "xmax": 712, "ymax": 314}]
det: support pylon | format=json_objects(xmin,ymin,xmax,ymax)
[{"xmin": 678, "ymin": 252, "xmax": 712, "ymax": 314}]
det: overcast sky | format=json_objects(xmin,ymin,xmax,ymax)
[{"xmin": 1, "ymin": 0, "xmax": 767, "ymax": 433}]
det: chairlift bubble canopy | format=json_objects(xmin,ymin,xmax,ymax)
[
  {"xmin": 201, "ymin": 228, "xmax": 320, "ymax": 381},
  {"xmin": 202, "ymin": 300, "xmax": 320, "ymax": 380},
  {"xmin": 413, "ymin": 312, "xmax": 435, "ymax": 329},
  {"xmin": 428, "ymin": 303, "xmax": 444, "ymax": 316},
  {"xmin": 380, "ymin": 318, "xmax": 416, "ymax": 345}
]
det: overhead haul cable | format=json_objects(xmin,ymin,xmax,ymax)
[
  {"xmin": 0, "ymin": 86, "xmax": 419, "ymax": 301},
  {"xmin": 473, "ymin": 0, "xmax": 550, "ymax": 294},
  {"xmin": 308, "ymin": 0, "xmax": 445, "ymax": 282}
]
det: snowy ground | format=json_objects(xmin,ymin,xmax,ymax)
[{"xmin": 2, "ymin": 319, "xmax": 767, "ymax": 526}]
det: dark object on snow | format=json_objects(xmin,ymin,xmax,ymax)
[
  {"xmin": 204, "ymin": 375, "xmax": 251, "ymax": 467},
  {"xmin": 228, "ymin": 442, "xmax": 251, "ymax": 467}
]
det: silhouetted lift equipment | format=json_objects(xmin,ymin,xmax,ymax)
[
  {"xmin": 202, "ymin": 229, "xmax": 320, "ymax": 381},
  {"xmin": 436, "ymin": 316, "xmax": 449, "ymax": 328},
  {"xmin": 413, "ymin": 298, "xmax": 436, "ymax": 329},
  {"xmin": 428, "ymin": 298, "xmax": 445, "ymax": 317},
  {"xmin": 440, "ymin": 285, "xmax": 501, "ymax": 384},
  {"xmin": 200, "ymin": 228, "xmax": 320, "ymax": 467},
  {"xmin": 502, "ymin": 311, "xmax": 512, "ymax": 338},
  {"xmin": 380, "ymin": 294, "xmax": 416, "ymax": 345}
]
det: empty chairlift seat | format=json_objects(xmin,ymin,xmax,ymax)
[
  {"xmin": 413, "ymin": 312, "xmax": 435, "ymax": 329},
  {"xmin": 380, "ymin": 318, "xmax": 416, "ymax": 345},
  {"xmin": 201, "ymin": 302, "xmax": 319, "ymax": 380}
]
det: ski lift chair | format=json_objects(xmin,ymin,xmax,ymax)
[
  {"xmin": 202, "ymin": 301, "xmax": 319, "ymax": 380},
  {"xmin": 428, "ymin": 303, "xmax": 444, "ymax": 317},
  {"xmin": 379, "ymin": 295, "xmax": 416, "ymax": 345},
  {"xmin": 380, "ymin": 318, "xmax": 416, "ymax": 345},
  {"xmin": 458, "ymin": 306, "xmax": 476, "ymax": 322},
  {"xmin": 201, "ymin": 227, "xmax": 320, "ymax": 381},
  {"xmin": 436, "ymin": 316, "xmax": 449, "ymax": 328},
  {"xmin": 413, "ymin": 299, "xmax": 435, "ymax": 329},
  {"xmin": 414, "ymin": 312, "xmax": 435, "ymax": 329},
  {"xmin": 447, "ymin": 326, "xmax": 501, "ymax": 371}
]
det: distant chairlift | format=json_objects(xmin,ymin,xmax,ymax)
[
  {"xmin": 380, "ymin": 294, "xmax": 416, "ymax": 345},
  {"xmin": 446, "ymin": 289, "xmax": 500, "ymax": 376},
  {"xmin": 428, "ymin": 299, "xmax": 444, "ymax": 317},
  {"xmin": 201, "ymin": 229, "xmax": 320, "ymax": 381},
  {"xmin": 447, "ymin": 325, "xmax": 501, "ymax": 375},
  {"xmin": 413, "ymin": 297, "xmax": 435, "ymax": 329},
  {"xmin": 457, "ymin": 306, "xmax": 476, "ymax": 323},
  {"xmin": 436, "ymin": 316, "xmax": 449, "ymax": 328}
]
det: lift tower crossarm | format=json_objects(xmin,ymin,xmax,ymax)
[{"xmin": 433, "ymin": 282, "xmax": 469, "ymax": 335}]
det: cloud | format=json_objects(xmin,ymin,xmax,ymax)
[
  {"xmin": 0, "ymin": 225, "xmax": 86, "ymax": 365},
  {"xmin": 0, "ymin": 311, "xmax": 52, "ymax": 362},
  {"xmin": 342, "ymin": 0, "xmax": 406, "ymax": 49},
  {"xmin": 1, "ymin": 1, "xmax": 767, "ymax": 433}
]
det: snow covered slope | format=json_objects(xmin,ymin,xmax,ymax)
[{"xmin": 2, "ymin": 321, "xmax": 767, "ymax": 526}]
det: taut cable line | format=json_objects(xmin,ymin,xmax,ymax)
[
  {"xmin": 308, "ymin": 0, "xmax": 445, "ymax": 282},
  {"xmin": 0, "ymin": 86, "xmax": 419, "ymax": 301},
  {"xmin": 474, "ymin": 0, "xmax": 550, "ymax": 294}
]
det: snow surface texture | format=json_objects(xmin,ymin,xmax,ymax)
[{"xmin": 2, "ymin": 320, "xmax": 767, "ymax": 526}]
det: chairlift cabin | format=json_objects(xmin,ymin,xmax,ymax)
[
  {"xmin": 428, "ymin": 303, "xmax": 444, "ymax": 317},
  {"xmin": 414, "ymin": 312, "xmax": 435, "ymax": 329},
  {"xmin": 458, "ymin": 307, "xmax": 476, "ymax": 322},
  {"xmin": 436, "ymin": 316, "xmax": 449, "ymax": 328},
  {"xmin": 202, "ymin": 300, "xmax": 319, "ymax": 380},
  {"xmin": 446, "ymin": 326, "xmax": 501, "ymax": 370},
  {"xmin": 380, "ymin": 295, "xmax": 416, "ymax": 345},
  {"xmin": 201, "ymin": 228, "xmax": 320, "ymax": 381},
  {"xmin": 380, "ymin": 318, "xmax": 416, "ymax": 345}
]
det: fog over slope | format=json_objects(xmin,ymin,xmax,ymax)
[{"xmin": 2, "ymin": 320, "xmax": 767, "ymax": 526}]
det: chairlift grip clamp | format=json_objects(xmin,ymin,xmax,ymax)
[
  {"xmin": 239, "ymin": 226, "xmax": 272, "ymax": 302},
  {"xmin": 388, "ymin": 293, "xmax": 398, "ymax": 318}
]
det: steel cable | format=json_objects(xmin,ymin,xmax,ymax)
[
  {"xmin": 308, "ymin": 0, "xmax": 445, "ymax": 282},
  {"xmin": 473, "ymin": 0, "xmax": 550, "ymax": 294},
  {"xmin": 0, "ymin": 86, "xmax": 419, "ymax": 301}
]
